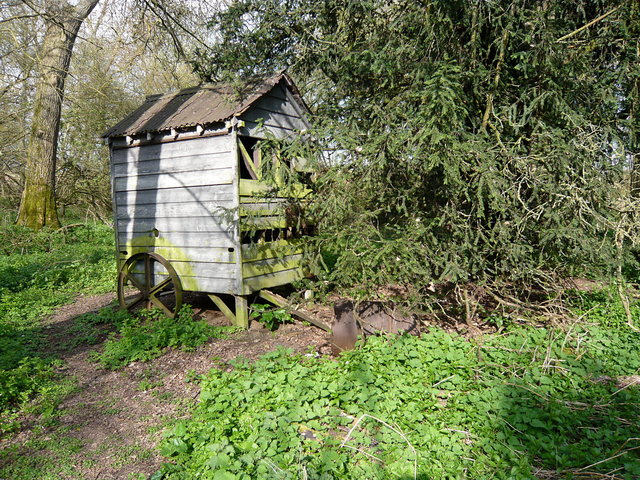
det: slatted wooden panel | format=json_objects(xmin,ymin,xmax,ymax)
[
  {"xmin": 241, "ymin": 239, "xmax": 303, "ymax": 262},
  {"xmin": 238, "ymin": 181, "xmax": 291, "ymax": 231},
  {"xmin": 112, "ymin": 134, "xmax": 241, "ymax": 294},
  {"xmin": 242, "ymin": 267, "xmax": 304, "ymax": 294},
  {"xmin": 241, "ymin": 240, "xmax": 305, "ymax": 294}
]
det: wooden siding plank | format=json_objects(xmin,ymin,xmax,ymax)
[
  {"xmin": 119, "ymin": 246, "xmax": 236, "ymax": 264},
  {"xmin": 244, "ymin": 106, "xmax": 306, "ymax": 128},
  {"xmin": 239, "ymin": 196, "xmax": 287, "ymax": 204},
  {"xmin": 239, "ymin": 88, "xmax": 310, "ymax": 136},
  {"xmin": 112, "ymin": 135, "xmax": 234, "ymax": 164},
  {"xmin": 183, "ymin": 276, "xmax": 237, "ymax": 294},
  {"xmin": 239, "ymin": 202, "xmax": 283, "ymax": 217},
  {"xmin": 118, "ymin": 232, "xmax": 236, "ymax": 249},
  {"xmin": 117, "ymin": 216, "xmax": 235, "ymax": 233},
  {"xmin": 240, "ymin": 216, "xmax": 288, "ymax": 230},
  {"xmin": 113, "ymin": 152, "xmax": 235, "ymax": 177},
  {"xmin": 265, "ymin": 83, "xmax": 288, "ymax": 101},
  {"xmin": 245, "ymin": 89, "xmax": 307, "ymax": 122},
  {"xmin": 242, "ymin": 268, "xmax": 303, "ymax": 294},
  {"xmin": 242, "ymin": 254, "xmax": 304, "ymax": 277},
  {"xmin": 240, "ymin": 200, "xmax": 285, "ymax": 209},
  {"xmin": 115, "ymin": 186, "xmax": 235, "ymax": 206},
  {"xmin": 117, "ymin": 201, "xmax": 235, "ymax": 219},
  {"xmin": 239, "ymin": 179, "xmax": 273, "ymax": 196},
  {"xmin": 114, "ymin": 167, "xmax": 234, "ymax": 192},
  {"xmin": 239, "ymin": 179, "xmax": 310, "ymax": 199},
  {"xmin": 284, "ymin": 88, "xmax": 312, "ymax": 128},
  {"xmin": 125, "ymin": 272, "xmax": 237, "ymax": 294},
  {"xmin": 241, "ymin": 120, "xmax": 296, "ymax": 139},
  {"xmin": 241, "ymin": 240, "xmax": 303, "ymax": 263},
  {"xmin": 127, "ymin": 262, "xmax": 237, "ymax": 281}
]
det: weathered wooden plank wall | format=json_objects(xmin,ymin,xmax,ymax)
[{"xmin": 112, "ymin": 134, "xmax": 240, "ymax": 294}]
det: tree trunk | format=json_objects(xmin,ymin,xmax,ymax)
[
  {"xmin": 630, "ymin": 75, "xmax": 640, "ymax": 197},
  {"xmin": 16, "ymin": 0, "xmax": 99, "ymax": 230}
]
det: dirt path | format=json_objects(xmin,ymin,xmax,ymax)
[{"xmin": 8, "ymin": 293, "xmax": 332, "ymax": 479}]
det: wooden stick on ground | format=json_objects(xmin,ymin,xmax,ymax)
[{"xmin": 258, "ymin": 289, "xmax": 331, "ymax": 332}]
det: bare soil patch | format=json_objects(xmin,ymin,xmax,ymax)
[{"xmin": 4, "ymin": 292, "xmax": 331, "ymax": 480}]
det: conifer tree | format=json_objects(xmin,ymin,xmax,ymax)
[{"xmin": 198, "ymin": 0, "xmax": 640, "ymax": 293}]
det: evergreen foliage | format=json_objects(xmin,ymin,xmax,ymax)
[{"xmin": 197, "ymin": 1, "xmax": 640, "ymax": 295}]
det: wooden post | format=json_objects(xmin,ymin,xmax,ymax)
[
  {"xmin": 208, "ymin": 294, "xmax": 250, "ymax": 329},
  {"xmin": 234, "ymin": 295, "xmax": 249, "ymax": 329}
]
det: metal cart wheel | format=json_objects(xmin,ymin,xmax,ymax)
[{"xmin": 118, "ymin": 252, "xmax": 183, "ymax": 318}]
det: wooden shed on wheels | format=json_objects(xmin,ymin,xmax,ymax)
[{"xmin": 103, "ymin": 72, "xmax": 315, "ymax": 328}]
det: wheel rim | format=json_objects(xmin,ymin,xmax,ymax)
[{"xmin": 117, "ymin": 252, "xmax": 183, "ymax": 318}]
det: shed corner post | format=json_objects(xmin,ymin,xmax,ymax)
[
  {"xmin": 229, "ymin": 119, "xmax": 249, "ymax": 330},
  {"xmin": 234, "ymin": 295, "xmax": 249, "ymax": 329}
]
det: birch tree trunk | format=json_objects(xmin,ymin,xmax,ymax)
[{"xmin": 16, "ymin": 0, "xmax": 99, "ymax": 229}]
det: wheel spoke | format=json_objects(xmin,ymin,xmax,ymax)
[
  {"xmin": 148, "ymin": 277, "xmax": 172, "ymax": 297},
  {"xmin": 124, "ymin": 272, "xmax": 146, "ymax": 292},
  {"xmin": 149, "ymin": 294, "xmax": 173, "ymax": 318},
  {"xmin": 125, "ymin": 293, "xmax": 146, "ymax": 310}
]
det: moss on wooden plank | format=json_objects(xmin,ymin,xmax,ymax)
[
  {"xmin": 242, "ymin": 268, "xmax": 304, "ymax": 294},
  {"xmin": 239, "ymin": 179, "xmax": 311, "ymax": 199},
  {"xmin": 241, "ymin": 239, "xmax": 303, "ymax": 262},
  {"xmin": 242, "ymin": 254, "xmax": 304, "ymax": 278}
]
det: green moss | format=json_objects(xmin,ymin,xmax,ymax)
[{"xmin": 16, "ymin": 183, "xmax": 60, "ymax": 230}]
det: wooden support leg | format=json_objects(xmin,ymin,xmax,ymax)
[
  {"xmin": 234, "ymin": 295, "xmax": 249, "ymax": 329},
  {"xmin": 208, "ymin": 294, "xmax": 236, "ymax": 326}
]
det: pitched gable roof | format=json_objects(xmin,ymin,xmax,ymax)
[{"xmin": 103, "ymin": 72, "xmax": 309, "ymax": 138}]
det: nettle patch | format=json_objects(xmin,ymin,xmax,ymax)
[{"xmin": 156, "ymin": 325, "xmax": 640, "ymax": 479}]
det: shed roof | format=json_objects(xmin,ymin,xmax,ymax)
[{"xmin": 103, "ymin": 72, "xmax": 309, "ymax": 138}]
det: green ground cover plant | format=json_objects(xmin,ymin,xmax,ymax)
[
  {"xmin": 92, "ymin": 306, "xmax": 237, "ymax": 370},
  {"xmin": 0, "ymin": 427, "xmax": 90, "ymax": 480},
  {"xmin": 250, "ymin": 303, "xmax": 294, "ymax": 331},
  {"xmin": 0, "ymin": 221, "xmax": 116, "ymax": 433},
  {"xmin": 156, "ymin": 298, "xmax": 640, "ymax": 479}
]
